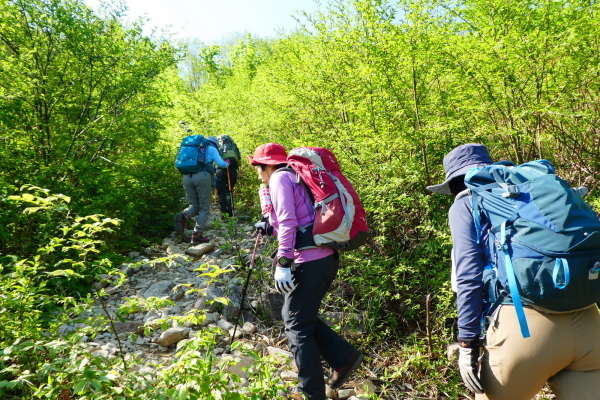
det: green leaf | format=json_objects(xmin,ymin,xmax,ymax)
[
  {"xmin": 21, "ymin": 193, "xmax": 35, "ymax": 202},
  {"xmin": 212, "ymin": 297, "xmax": 230, "ymax": 306}
]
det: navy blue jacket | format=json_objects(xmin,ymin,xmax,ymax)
[{"xmin": 449, "ymin": 195, "xmax": 492, "ymax": 340}]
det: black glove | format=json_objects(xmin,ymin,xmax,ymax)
[{"xmin": 255, "ymin": 217, "xmax": 273, "ymax": 236}]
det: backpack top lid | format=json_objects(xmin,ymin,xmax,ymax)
[
  {"xmin": 287, "ymin": 147, "xmax": 344, "ymax": 203},
  {"xmin": 181, "ymin": 134, "xmax": 207, "ymax": 146},
  {"xmin": 288, "ymin": 147, "xmax": 341, "ymax": 173},
  {"xmin": 465, "ymin": 159, "xmax": 600, "ymax": 252},
  {"xmin": 218, "ymin": 134, "xmax": 233, "ymax": 143}
]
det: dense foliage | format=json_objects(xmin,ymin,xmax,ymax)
[{"xmin": 1, "ymin": 0, "xmax": 599, "ymax": 398}]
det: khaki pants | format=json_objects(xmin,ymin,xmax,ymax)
[{"xmin": 477, "ymin": 305, "xmax": 600, "ymax": 400}]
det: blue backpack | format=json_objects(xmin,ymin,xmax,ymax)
[
  {"xmin": 464, "ymin": 159, "xmax": 600, "ymax": 338},
  {"xmin": 175, "ymin": 135, "xmax": 209, "ymax": 174}
]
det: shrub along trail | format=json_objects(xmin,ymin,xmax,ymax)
[{"xmin": 61, "ymin": 208, "xmax": 377, "ymax": 399}]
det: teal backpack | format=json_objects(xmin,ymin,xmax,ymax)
[
  {"xmin": 464, "ymin": 159, "xmax": 600, "ymax": 338},
  {"xmin": 175, "ymin": 135, "xmax": 209, "ymax": 174}
]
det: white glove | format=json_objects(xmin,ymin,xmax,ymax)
[
  {"xmin": 458, "ymin": 346, "xmax": 484, "ymax": 394},
  {"xmin": 274, "ymin": 266, "xmax": 296, "ymax": 295}
]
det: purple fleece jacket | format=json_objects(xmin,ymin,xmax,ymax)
[{"xmin": 268, "ymin": 169, "xmax": 334, "ymax": 263}]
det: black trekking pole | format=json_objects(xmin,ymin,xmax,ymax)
[
  {"xmin": 229, "ymin": 231, "xmax": 262, "ymax": 350},
  {"xmin": 226, "ymin": 168, "xmax": 236, "ymax": 216}
]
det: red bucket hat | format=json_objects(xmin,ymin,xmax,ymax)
[{"xmin": 248, "ymin": 143, "xmax": 288, "ymax": 165}]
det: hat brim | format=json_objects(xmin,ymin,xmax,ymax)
[
  {"xmin": 247, "ymin": 155, "xmax": 288, "ymax": 166},
  {"xmin": 426, "ymin": 163, "xmax": 482, "ymax": 194}
]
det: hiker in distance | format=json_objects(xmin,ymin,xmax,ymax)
[
  {"xmin": 214, "ymin": 134, "xmax": 241, "ymax": 217},
  {"xmin": 174, "ymin": 132, "xmax": 230, "ymax": 244},
  {"xmin": 248, "ymin": 143, "xmax": 364, "ymax": 400},
  {"xmin": 427, "ymin": 143, "xmax": 600, "ymax": 399}
]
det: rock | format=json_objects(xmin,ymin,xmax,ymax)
[
  {"xmin": 57, "ymin": 323, "xmax": 79, "ymax": 336},
  {"xmin": 266, "ymin": 346, "xmax": 294, "ymax": 366},
  {"xmin": 152, "ymin": 261, "xmax": 168, "ymax": 271},
  {"xmin": 265, "ymin": 292, "xmax": 285, "ymax": 321},
  {"xmin": 91, "ymin": 349, "xmax": 110, "ymax": 358},
  {"xmin": 337, "ymin": 389, "xmax": 356, "ymax": 399},
  {"xmin": 210, "ymin": 249, "xmax": 223, "ymax": 258},
  {"xmin": 166, "ymin": 244, "xmax": 186, "ymax": 255},
  {"xmin": 172, "ymin": 255, "xmax": 188, "ymax": 264},
  {"xmin": 171, "ymin": 290, "xmax": 185, "ymax": 301},
  {"xmin": 120, "ymin": 263, "xmax": 137, "ymax": 276},
  {"xmin": 229, "ymin": 327, "xmax": 244, "ymax": 339},
  {"xmin": 222, "ymin": 285, "xmax": 242, "ymax": 320},
  {"xmin": 143, "ymin": 281, "xmax": 175, "ymax": 298},
  {"xmin": 280, "ymin": 369, "xmax": 298, "ymax": 381},
  {"xmin": 112, "ymin": 321, "xmax": 144, "ymax": 334},
  {"xmin": 129, "ymin": 252, "xmax": 141, "ymax": 258},
  {"xmin": 105, "ymin": 286, "xmax": 120, "ymax": 295},
  {"xmin": 326, "ymin": 385, "xmax": 338, "ymax": 399},
  {"xmin": 135, "ymin": 336, "xmax": 146, "ymax": 345},
  {"xmin": 144, "ymin": 310, "xmax": 161, "ymax": 324},
  {"xmin": 447, "ymin": 342, "xmax": 460, "ymax": 360},
  {"xmin": 354, "ymin": 380, "xmax": 377, "ymax": 395},
  {"xmin": 93, "ymin": 274, "xmax": 111, "ymax": 290},
  {"xmin": 194, "ymin": 286, "xmax": 224, "ymax": 312},
  {"xmin": 157, "ymin": 327, "xmax": 190, "ymax": 347},
  {"xmin": 217, "ymin": 319, "xmax": 233, "ymax": 331},
  {"xmin": 224, "ymin": 355, "xmax": 255, "ymax": 379},
  {"xmin": 198, "ymin": 312, "xmax": 219, "ymax": 326},
  {"xmin": 242, "ymin": 322, "xmax": 256, "ymax": 333},
  {"xmin": 186, "ymin": 242, "xmax": 215, "ymax": 257},
  {"xmin": 214, "ymin": 347, "xmax": 225, "ymax": 355}
]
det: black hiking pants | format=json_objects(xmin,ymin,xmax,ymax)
[
  {"xmin": 282, "ymin": 252, "xmax": 357, "ymax": 400},
  {"xmin": 215, "ymin": 162, "xmax": 237, "ymax": 216}
]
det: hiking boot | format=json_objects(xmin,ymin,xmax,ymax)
[
  {"xmin": 174, "ymin": 213, "xmax": 187, "ymax": 234},
  {"xmin": 328, "ymin": 350, "xmax": 364, "ymax": 389},
  {"xmin": 191, "ymin": 231, "xmax": 209, "ymax": 244}
]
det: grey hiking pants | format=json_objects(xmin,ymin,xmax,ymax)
[
  {"xmin": 282, "ymin": 253, "xmax": 358, "ymax": 400},
  {"xmin": 181, "ymin": 170, "xmax": 212, "ymax": 232}
]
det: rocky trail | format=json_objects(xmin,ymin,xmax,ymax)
[{"xmin": 61, "ymin": 207, "xmax": 377, "ymax": 400}]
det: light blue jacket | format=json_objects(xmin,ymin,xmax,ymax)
[{"xmin": 206, "ymin": 145, "xmax": 229, "ymax": 169}]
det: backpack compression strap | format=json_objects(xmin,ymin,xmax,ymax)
[{"xmin": 500, "ymin": 220, "xmax": 531, "ymax": 338}]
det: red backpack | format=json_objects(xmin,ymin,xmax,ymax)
[{"xmin": 287, "ymin": 147, "xmax": 369, "ymax": 251}]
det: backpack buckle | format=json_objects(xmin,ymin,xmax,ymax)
[
  {"xmin": 501, "ymin": 185, "xmax": 520, "ymax": 198},
  {"xmin": 589, "ymin": 262, "xmax": 600, "ymax": 280}
]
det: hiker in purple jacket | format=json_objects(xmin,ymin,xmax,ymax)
[
  {"xmin": 428, "ymin": 143, "xmax": 600, "ymax": 400},
  {"xmin": 249, "ymin": 143, "xmax": 363, "ymax": 400}
]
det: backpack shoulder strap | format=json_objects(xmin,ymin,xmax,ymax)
[
  {"xmin": 454, "ymin": 189, "xmax": 484, "ymax": 244},
  {"xmin": 454, "ymin": 189, "xmax": 471, "ymax": 202}
]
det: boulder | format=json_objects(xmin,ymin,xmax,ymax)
[
  {"xmin": 186, "ymin": 242, "xmax": 215, "ymax": 257},
  {"xmin": 157, "ymin": 327, "xmax": 190, "ymax": 347}
]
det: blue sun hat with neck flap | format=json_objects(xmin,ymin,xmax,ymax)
[{"xmin": 427, "ymin": 143, "xmax": 493, "ymax": 195}]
